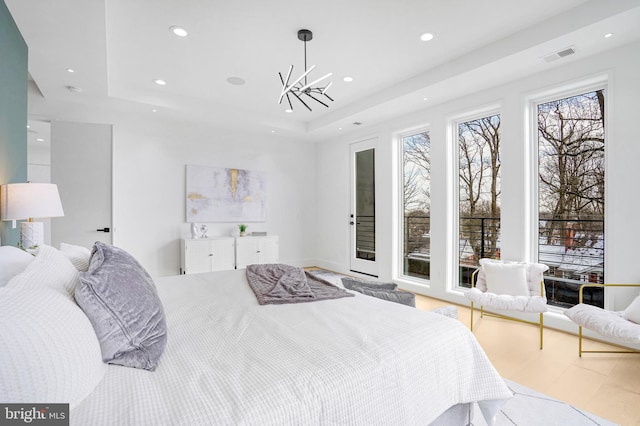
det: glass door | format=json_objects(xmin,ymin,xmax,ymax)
[{"xmin": 350, "ymin": 139, "xmax": 378, "ymax": 277}]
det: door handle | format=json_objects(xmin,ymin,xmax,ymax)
[{"xmin": 96, "ymin": 227, "xmax": 110, "ymax": 233}]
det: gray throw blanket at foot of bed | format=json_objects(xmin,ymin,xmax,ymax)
[{"xmin": 246, "ymin": 264, "xmax": 354, "ymax": 305}]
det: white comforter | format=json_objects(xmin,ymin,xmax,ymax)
[{"xmin": 71, "ymin": 269, "xmax": 511, "ymax": 425}]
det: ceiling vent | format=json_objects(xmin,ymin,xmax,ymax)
[{"xmin": 542, "ymin": 46, "xmax": 577, "ymax": 63}]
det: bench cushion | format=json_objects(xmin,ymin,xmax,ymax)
[
  {"xmin": 623, "ymin": 295, "xmax": 640, "ymax": 324},
  {"xmin": 465, "ymin": 288, "xmax": 548, "ymax": 313},
  {"xmin": 564, "ymin": 303, "xmax": 640, "ymax": 343}
]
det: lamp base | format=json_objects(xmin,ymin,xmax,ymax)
[{"xmin": 20, "ymin": 221, "xmax": 44, "ymax": 249}]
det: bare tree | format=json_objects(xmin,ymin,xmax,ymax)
[
  {"xmin": 403, "ymin": 157, "xmax": 422, "ymax": 212},
  {"xmin": 458, "ymin": 115, "xmax": 501, "ymax": 260},
  {"xmin": 538, "ymin": 90, "xmax": 605, "ymax": 246},
  {"xmin": 403, "ymin": 132, "xmax": 431, "ymax": 209}
]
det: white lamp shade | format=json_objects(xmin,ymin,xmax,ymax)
[{"xmin": 0, "ymin": 183, "xmax": 65, "ymax": 221}]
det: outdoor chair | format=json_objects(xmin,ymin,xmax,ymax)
[
  {"xmin": 564, "ymin": 283, "xmax": 640, "ymax": 356},
  {"xmin": 465, "ymin": 258, "xmax": 549, "ymax": 349}
]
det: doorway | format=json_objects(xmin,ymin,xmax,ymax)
[
  {"xmin": 350, "ymin": 139, "xmax": 378, "ymax": 277},
  {"xmin": 51, "ymin": 121, "xmax": 113, "ymax": 249}
]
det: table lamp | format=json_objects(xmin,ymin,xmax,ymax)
[{"xmin": 0, "ymin": 183, "xmax": 65, "ymax": 249}]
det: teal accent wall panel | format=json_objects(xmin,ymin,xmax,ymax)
[{"xmin": 0, "ymin": 0, "xmax": 28, "ymax": 246}]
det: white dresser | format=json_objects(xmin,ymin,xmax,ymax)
[
  {"xmin": 180, "ymin": 237, "xmax": 236, "ymax": 274},
  {"xmin": 234, "ymin": 235, "xmax": 279, "ymax": 269},
  {"xmin": 181, "ymin": 235, "xmax": 280, "ymax": 273}
]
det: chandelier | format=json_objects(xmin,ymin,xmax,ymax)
[{"xmin": 278, "ymin": 29, "xmax": 333, "ymax": 112}]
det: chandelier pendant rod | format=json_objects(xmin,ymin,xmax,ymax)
[{"xmin": 303, "ymin": 38, "xmax": 308, "ymax": 88}]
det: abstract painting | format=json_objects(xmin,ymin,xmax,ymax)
[{"xmin": 186, "ymin": 165, "xmax": 267, "ymax": 222}]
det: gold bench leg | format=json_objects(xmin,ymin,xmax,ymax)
[
  {"xmin": 539, "ymin": 312, "xmax": 544, "ymax": 350},
  {"xmin": 470, "ymin": 301, "xmax": 475, "ymax": 331},
  {"xmin": 579, "ymin": 326, "xmax": 583, "ymax": 357}
]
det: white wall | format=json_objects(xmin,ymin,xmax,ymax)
[
  {"xmin": 315, "ymin": 41, "xmax": 640, "ymax": 334},
  {"xmin": 110, "ymin": 120, "xmax": 317, "ymax": 277},
  {"xmin": 27, "ymin": 139, "xmax": 51, "ymax": 244}
]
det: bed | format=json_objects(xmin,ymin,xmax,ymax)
[{"xmin": 0, "ymin": 244, "xmax": 512, "ymax": 425}]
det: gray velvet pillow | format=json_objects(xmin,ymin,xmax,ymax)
[
  {"xmin": 341, "ymin": 277, "xmax": 398, "ymax": 291},
  {"xmin": 76, "ymin": 242, "xmax": 167, "ymax": 371}
]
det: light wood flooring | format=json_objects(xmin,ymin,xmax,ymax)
[{"xmin": 415, "ymin": 294, "xmax": 640, "ymax": 426}]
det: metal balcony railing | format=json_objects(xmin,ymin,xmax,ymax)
[
  {"xmin": 404, "ymin": 215, "xmax": 431, "ymax": 279},
  {"xmin": 355, "ymin": 215, "xmax": 375, "ymax": 260},
  {"xmin": 403, "ymin": 215, "xmax": 604, "ymax": 308}
]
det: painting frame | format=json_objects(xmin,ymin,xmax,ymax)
[{"xmin": 186, "ymin": 165, "xmax": 267, "ymax": 223}]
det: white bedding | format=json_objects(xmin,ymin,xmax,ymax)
[{"xmin": 71, "ymin": 269, "xmax": 511, "ymax": 425}]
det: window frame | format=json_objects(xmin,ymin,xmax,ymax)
[
  {"xmin": 396, "ymin": 126, "xmax": 433, "ymax": 286},
  {"xmin": 525, "ymin": 75, "xmax": 610, "ymax": 310},
  {"xmin": 450, "ymin": 106, "xmax": 502, "ymax": 292}
]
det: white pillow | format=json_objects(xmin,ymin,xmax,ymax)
[
  {"xmin": 6, "ymin": 244, "xmax": 80, "ymax": 298},
  {"xmin": 0, "ymin": 246, "xmax": 34, "ymax": 287},
  {"xmin": 0, "ymin": 286, "xmax": 105, "ymax": 408},
  {"xmin": 623, "ymin": 295, "xmax": 640, "ymax": 324},
  {"xmin": 483, "ymin": 262, "xmax": 530, "ymax": 296},
  {"xmin": 477, "ymin": 258, "xmax": 549, "ymax": 296},
  {"xmin": 523, "ymin": 262, "xmax": 549, "ymax": 296},
  {"xmin": 59, "ymin": 242, "xmax": 92, "ymax": 272}
]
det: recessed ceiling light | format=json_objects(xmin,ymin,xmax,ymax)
[
  {"xmin": 26, "ymin": 125, "xmax": 30, "ymax": 129},
  {"xmin": 604, "ymin": 33, "xmax": 613, "ymax": 38},
  {"xmin": 420, "ymin": 32, "xmax": 434, "ymax": 41},
  {"xmin": 423, "ymin": 97, "xmax": 429, "ymax": 101},
  {"xmin": 285, "ymin": 108, "xmax": 293, "ymax": 113},
  {"xmin": 170, "ymin": 26, "xmax": 188, "ymax": 37},
  {"xmin": 67, "ymin": 68, "xmax": 75, "ymax": 73},
  {"xmin": 271, "ymin": 130, "xmax": 276, "ymax": 133},
  {"xmin": 151, "ymin": 109, "xmax": 157, "ymax": 113},
  {"xmin": 343, "ymin": 76, "xmax": 354, "ymax": 83},
  {"xmin": 154, "ymin": 79, "xmax": 167, "ymax": 86},
  {"xmin": 226, "ymin": 77, "xmax": 246, "ymax": 86},
  {"xmin": 36, "ymin": 138, "xmax": 44, "ymax": 142}
]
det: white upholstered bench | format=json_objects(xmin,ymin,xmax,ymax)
[{"xmin": 564, "ymin": 283, "xmax": 640, "ymax": 356}]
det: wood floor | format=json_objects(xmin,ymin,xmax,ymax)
[{"xmin": 415, "ymin": 294, "xmax": 640, "ymax": 426}]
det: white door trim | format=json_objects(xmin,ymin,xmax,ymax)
[{"xmin": 349, "ymin": 138, "xmax": 378, "ymax": 277}]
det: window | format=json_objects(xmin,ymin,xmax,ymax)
[
  {"xmin": 457, "ymin": 114, "xmax": 501, "ymax": 287},
  {"xmin": 401, "ymin": 131, "xmax": 431, "ymax": 280},
  {"xmin": 536, "ymin": 90, "xmax": 605, "ymax": 308}
]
